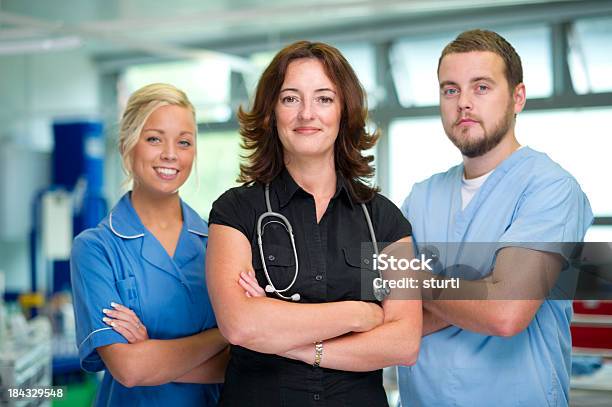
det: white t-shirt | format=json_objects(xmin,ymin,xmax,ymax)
[
  {"xmin": 461, "ymin": 170, "xmax": 493, "ymax": 210},
  {"xmin": 461, "ymin": 146, "xmax": 525, "ymax": 210}
]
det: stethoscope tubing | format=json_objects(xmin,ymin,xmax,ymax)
[
  {"xmin": 258, "ymin": 182, "xmax": 386, "ymax": 302},
  {"xmin": 257, "ymin": 210, "xmax": 300, "ymax": 296}
]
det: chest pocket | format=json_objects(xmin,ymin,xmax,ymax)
[
  {"xmin": 252, "ymin": 244, "xmax": 296, "ymax": 292},
  {"xmin": 342, "ymin": 247, "xmax": 375, "ymax": 269},
  {"xmin": 343, "ymin": 247, "xmax": 378, "ymax": 301},
  {"xmin": 115, "ymin": 276, "xmax": 142, "ymax": 316}
]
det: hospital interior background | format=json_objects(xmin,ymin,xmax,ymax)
[{"xmin": 0, "ymin": 0, "xmax": 611, "ymax": 405}]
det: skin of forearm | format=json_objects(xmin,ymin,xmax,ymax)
[
  {"xmin": 222, "ymin": 298, "xmax": 373, "ymax": 354},
  {"xmin": 282, "ymin": 318, "xmax": 420, "ymax": 372},
  {"xmin": 208, "ymin": 226, "xmax": 381, "ymax": 354},
  {"xmin": 102, "ymin": 328, "xmax": 227, "ymax": 387},
  {"xmin": 421, "ymin": 248, "xmax": 561, "ymax": 336},
  {"xmin": 424, "ymin": 298, "xmax": 540, "ymax": 336},
  {"xmin": 417, "ymin": 268, "xmax": 539, "ymax": 336},
  {"xmin": 422, "ymin": 308, "xmax": 450, "ymax": 336},
  {"xmin": 174, "ymin": 346, "xmax": 230, "ymax": 384}
]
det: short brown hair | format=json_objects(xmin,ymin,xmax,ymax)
[
  {"xmin": 438, "ymin": 29, "xmax": 523, "ymax": 89},
  {"xmin": 237, "ymin": 41, "xmax": 379, "ymax": 203}
]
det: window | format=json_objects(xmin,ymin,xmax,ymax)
[
  {"xmin": 180, "ymin": 131, "xmax": 242, "ymax": 218},
  {"xmin": 390, "ymin": 33, "xmax": 455, "ymax": 107},
  {"xmin": 388, "ymin": 107, "xmax": 612, "ymax": 224},
  {"xmin": 390, "ymin": 25, "xmax": 552, "ymax": 107},
  {"xmin": 244, "ymin": 50, "xmax": 276, "ymax": 98},
  {"xmin": 245, "ymin": 44, "xmax": 379, "ymax": 106},
  {"xmin": 585, "ymin": 226, "xmax": 612, "ymax": 242},
  {"xmin": 568, "ymin": 16, "xmax": 612, "ymax": 94},
  {"xmin": 388, "ymin": 116, "xmax": 458, "ymax": 205},
  {"xmin": 121, "ymin": 58, "xmax": 232, "ymax": 123},
  {"xmin": 336, "ymin": 43, "xmax": 379, "ymax": 107},
  {"xmin": 496, "ymin": 26, "xmax": 552, "ymax": 98},
  {"xmin": 517, "ymin": 107, "xmax": 612, "ymax": 217}
]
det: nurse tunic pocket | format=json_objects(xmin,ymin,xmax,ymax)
[{"xmin": 115, "ymin": 276, "xmax": 143, "ymax": 317}]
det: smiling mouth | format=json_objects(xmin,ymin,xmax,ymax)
[{"xmin": 154, "ymin": 167, "xmax": 179, "ymax": 178}]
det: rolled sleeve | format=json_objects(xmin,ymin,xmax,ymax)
[{"xmin": 70, "ymin": 231, "xmax": 128, "ymax": 372}]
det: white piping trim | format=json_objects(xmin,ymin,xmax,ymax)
[
  {"xmin": 188, "ymin": 228, "xmax": 208, "ymax": 237},
  {"xmin": 109, "ymin": 211, "xmax": 144, "ymax": 239},
  {"xmin": 78, "ymin": 327, "xmax": 113, "ymax": 349}
]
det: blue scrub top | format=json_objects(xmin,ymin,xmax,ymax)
[
  {"xmin": 70, "ymin": 193, "xmax": 221, "ymax": 406},
  {"xmin": 398, "ymin": 147, "xmax": 593, "ymax": 407}
]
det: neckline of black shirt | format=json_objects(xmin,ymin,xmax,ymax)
[{"xmin": 273, "ymin": 167, "xmax": 356, "ymax": 210}]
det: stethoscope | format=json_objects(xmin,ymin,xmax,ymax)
[{"xmin": 256, "ymin": 183, "xmax": 389, "ymax": 302}]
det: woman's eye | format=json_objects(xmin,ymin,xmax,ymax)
[
  {"xmin": 281, "ymin": 95, "xmax": 299, "ymax": 104},
  {"xmin": 317, "ymin": 96, "xmax": 334, "ymax": 104},
  {"xmin": 146, "ymin": 136, "xmax": 161, "ymax": 143},
  {"xmin": 179, "ymin": 140, "xmax": 192, "ymax": 147}
]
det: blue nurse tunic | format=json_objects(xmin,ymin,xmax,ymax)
[{"xmin": 70, "ymin": 193, "xmax": 220, "ymax": 406}]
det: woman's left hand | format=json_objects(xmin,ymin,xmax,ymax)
[
  {"xmin": 102, "ymin": 302, "xmax": 149, "ymax": 343},
  {"xmin": 239, "ymin": 270, "xmax": 266, "ymax": 298}
]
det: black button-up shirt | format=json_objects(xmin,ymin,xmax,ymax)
[{"xmin": 209, "ymin": 168, "xmax": 412, "ymax": 407}]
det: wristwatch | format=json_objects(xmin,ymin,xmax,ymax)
[{"xmin": 313, "ymin": 341, "xmax": 324, "ymax": 367}]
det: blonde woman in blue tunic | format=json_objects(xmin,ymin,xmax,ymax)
[{"xmin": 70, "ymin": 83, "xmax": 226, "ymax": 406}]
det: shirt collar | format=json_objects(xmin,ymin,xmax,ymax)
[
  {"xmin": 181, "ymin": 199, "xmax": 209, "ymax": 237},
  {"xmin": 107, "ymin": 193, "xmax": 145, "ymax": 239},
  {"xmin": 107, "ymin": 192, "xmax": 208, "ymax": 239},
  {"xmin": 273, "ymin": 167, "xmax": 355, "ymax": 209}
]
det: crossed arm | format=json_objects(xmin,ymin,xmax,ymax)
[
  {"xmin": 206, "ymin": 224, "xmax": 422, "ymax": 371},
  {"xmin": 97, "ymin": 322, "xmax": 228, "ymax": 387},
  {"xmin": 419, "ymin": 246, "xmax": 564, "ymax": 337}
]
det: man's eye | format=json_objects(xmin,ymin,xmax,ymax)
[
  {"xmin": 477, "ymin": 85, "xmax": 489, "ymax": 93},
  {"xmin": 443, "ymin": 88, "xmax": 458, "ymax": 96}
]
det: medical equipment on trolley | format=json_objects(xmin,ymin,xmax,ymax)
[
  {"xmin": 256, "ymin": 183, "xmax": 388, "ymax": 302},
  {"xmin": 0, "ymin": 316, "xmax": 52, "ymax": 407}
]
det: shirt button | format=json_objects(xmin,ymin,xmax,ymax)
[
  {"xmin": 313, "ymin": 393, "xmax": 320, "ymax": 401},
  {"xmin": 268, "ymin": 255, "xmax": 275, "ymax": 261},
  {"xmin": 315, "ymin": 275, "xmax": 323, "ymax": 281}
]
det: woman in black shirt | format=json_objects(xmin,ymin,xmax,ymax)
[{"xmin": 207, "ymin": 41, "xmax": 422, "ymax": 407}]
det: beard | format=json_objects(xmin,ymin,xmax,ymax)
[{"xmin": 446, "ymin": 103, "xmax": 514, "ymax": 158}]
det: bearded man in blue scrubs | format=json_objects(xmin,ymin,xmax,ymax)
[{"xmin": 398, "ymin": 29, "xmax": 593, "ymax": 406}]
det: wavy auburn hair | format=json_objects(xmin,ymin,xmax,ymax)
[{"xmin": 237, "ymin": 41, "xmax": 379, "ymax": 203}]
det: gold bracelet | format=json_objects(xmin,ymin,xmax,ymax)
[{"xmin": 313, "ymin": 341, "xmax": 324, "ymax": 367}]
